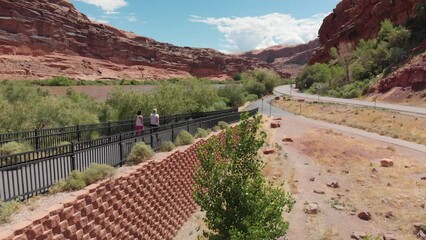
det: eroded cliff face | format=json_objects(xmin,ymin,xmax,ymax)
[
  {"xmin": 240, "ymin": 39, "xmax": 320, "ymax": 77},
  {"xmin": 0, "ymin": 0, "xmax": 266, "ymax": 80},
  {"xmin": 310, "ymin": 0, "xmax": 420, "ymax": 64}
]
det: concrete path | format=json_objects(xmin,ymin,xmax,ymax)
[
  {"xmin": 274, "ymin": 85, "xmax": 426, "ymax": 116},
  {"xmin": 245, "ymin": 96, "xmax": 426, "ymax": 153}
]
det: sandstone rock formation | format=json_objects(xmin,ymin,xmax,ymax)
[
  {"xmin": 311, "ymin": 0, "xmax": 420, "ymax": 63},
  {"xmin": 0, "ymin": 0, "xmax": 267, "ymax": 80},
  {"xmin": 240, "ymin": 39, "xmax": 320, "ymax": 77}
]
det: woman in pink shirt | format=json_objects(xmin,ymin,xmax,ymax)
[{"xmin": 135, "ymin": 110, "xmax": 144, "ymax": 134}]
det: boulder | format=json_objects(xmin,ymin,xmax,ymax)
[
  {"xmin": 357, "ymin": 211, "xmax": 372, "ymax": 221},
  {"xmin": 303, "ymin": 203, "xmax": 320, "ymax": 214},
  {"xmin": 309, "ymin": 177, "xmax": 315, "ymax": 182},
  {"xmin": 327, "ymin": 181, "xmax": 340, "ymax": 188},
  {"xmin": 263, "ymin": 147, "xmax": 276, "ymax": 155},
  {"xmin": 380, "ymin": 159, "xmax": 394, "ymax": 167},
  {"xmin": 383, "ymin": 233, "xmax": 396, "ymax": 240},
  {"xmin": 270, "ymin": 122, "xmax": 281, "ymax": 128},
  {"xmin": 313, "ymin": 189, "xmax": 324, "ymax": 194},
  {"xmin": 282, "ymin": 138, "xmax": 294, "ymax": 143},
  {"xmin": 350, "ymin": 231, "xmax": 367, "ymax": 240}
]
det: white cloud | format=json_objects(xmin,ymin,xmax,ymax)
[
  {"xmin": 189, "ymin": 13, "xmax": 326, "ymax": 52},
  {"xmin": 75, "ymin": 0, "xmax": 127, "ymax": 14},
  {"xmin": 127, "ymin": 16, "xmax": 138, "ymax": 22},
  {"xmin": 88, "ymin": 16, "xmax": 109, "ymax": 24}
]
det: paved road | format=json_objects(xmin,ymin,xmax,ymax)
[
  {"xmin": 274, "ymin": 85, "xmax": 426, "ymax": 116},
  {"xmin": 245, "ymin": 96, "xmax": 426, "ymax": 153}
]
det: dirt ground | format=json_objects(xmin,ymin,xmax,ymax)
[
  {"xmin": 176, "ymin": 115, "xmax": 426, "ymax": 240},
  {"xmin": 273, "ymin": 99, "xmax": 426, "ymax": 145}
]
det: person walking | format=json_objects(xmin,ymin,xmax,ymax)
[
  {"xmin": 135, "ymin": 110, "xmax": 144, "ymax": 135},
  {"xmin": 150, "ymin": 109, "xmax": 160, "ymax": 143}
]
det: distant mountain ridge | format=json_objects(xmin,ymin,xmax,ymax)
[{"xmin": 0, "ymin": 0, "xmax": 267, "ymax": 80}]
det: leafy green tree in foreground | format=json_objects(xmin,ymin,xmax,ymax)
[{"xmin": 194, "ymin": 113, "xmax": 295, "ymax": 240}]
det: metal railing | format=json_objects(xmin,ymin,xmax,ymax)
[
  {"xmin": 0, "ymin": 108, "xmax": 257, "ymax": 201},
  {"xmin": 0, "ymin": 108, "xmax": 238, "ymax": 150}
]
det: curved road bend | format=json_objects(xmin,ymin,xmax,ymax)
[
  {"xmin": 274, "ymin": 85, "xmax": 426, "ymax": 116},
  {"xmin": 245, "ymin": 96, "xmax": 426, "ymax": 154}
]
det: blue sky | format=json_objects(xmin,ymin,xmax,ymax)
[{"xmin": 70, "ymin": 0, "xmax": 340, "ymax": 53}]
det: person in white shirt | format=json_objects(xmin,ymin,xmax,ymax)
[{"xmin": 150, "ymin": 109, "xmax": 160, "ymax": 143}]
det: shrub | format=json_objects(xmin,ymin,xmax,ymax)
[
  {"xmin": 194, "ymin": 114, "xmax": 295, "ymax": 239},
  {"xmin": 0, "ymin": 200, "xmax": 21, "ymax": 224},
  {"xmin": 174, "ymin": 130, "xmax": 195, "ymax": 146},
  {"xmin": 233, "ymin": 73, "xmax": 242, "ymax": 81},
  {"xmin": 212, "ymin": 126, "xmax": 221, "ymax": 132},
  {"xmin": 218, "ymin": 121, "xmax": 229, "ymax": 130},
  {"xmin": 218, "ymin": 85, "xmax": 246, "ymax": 107},
  {"xmin": 83, "ymin": 164, "xmax": 116, "ymax": 185},
  {"xmin": 206, "ymin": 129, "xmax": 213, "ymax": 135},
  {"xmin": 90, "ymin": 131, "xmax": 100, "ymax": 140},
  {"xmin": 49, "ymin": 180, "xmax": 66, "ymax": 194},
  {"xmin": 0, "ymin": 141, "xmax": 33, "ymax": 155},
  {"xmin": 194, "ymin": 128, "xmax": 208, "ymax": 139},
  {"xmin": 63, "ymin": 170, "xmax": 86, "ymax": 191},
  {"xmin": 127, "ymin": 142, "xmax": 154, "ymax": 165},
  {"xmin": 245, "ymin": 93, "xmax": 259, "ymax": 102},
  {"xmin": 160, "ymin": 141, "xmax": 176, "ymax": 152}
]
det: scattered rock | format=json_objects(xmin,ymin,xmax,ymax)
[
  {"xmin": 282, "ymin": 137, "xmax": 293, "ymax": 142},
  {"xmin": 372, "ymin": 168, "xmax": 379, "ymax": 173},
  {"xmin": 414, "ymin": 223, "xmax": 426, "ymax": 233},
  {"xmin": 273, "ymin": 117, "xmax": 282, "ymax": 120},
  {"xmin": 332, "ymin": 204, "xmax": 345, "ymax": 211},
  {"xmin": 350, "ymin": 231, "xmax": 367, "ymax": 240},
  {"xmin": 421, "ymin": 177, "xmax": 426, "ymax": 181},
  {"xmin": 421, "ymin": 203, "xmax": 425, "ymax": 209},
  {"xmin": 309, "ymin": 177, "xmax": 315, "ymax": 182},
  {"xmin": 385, "ymin": 211, "xmax": 394, "ymax": 219},
  {"xmin": 380, "ymin": 159, "xmax": 394, "ymax": 167},
  {"xmin": 313, "ymin": 189, "xmax": 325, "ymax": 194},
  {"xmin": 274, "ymin": 96, "xmax": 280, "ymax": 100},
  {"xmin": 303, "ymin": 203, "xmax": 320, "ymax": 214},
  {"xmin": 337, "ymin": 193, "xmax": 345, "ymax": 198},
  {"xmin": 327, "ymin": 181, "xmax": 339, "ymax": 188},
  {"xmin": 418, "ymin": 230, "xmax": 426, "ymax": 240},
  {"xmin": 263, "ymin": 147, "xmax": 276, "ymax": 155},
  {"xmin": 270, "ymin": 122, "xmax": 281, "ymax": 128},
  {"xmin": 383, "ymin": 233, "xmax": 396, "ymax": 240},
  {"xmin": 342, "ymin": 169, "xmax": 350, "ymax": 174},
  {"xmin": 405, "ymin": 165, "xmax": 410, "ymax": 168},
  {"xmin": 357, "ymin": 211, "xmax": 372, "ymax": 221},
  {"xmin": 327, "ymin": 169, "xmax": 332, "ymax": 173},
  {"xmin": 387, "ymin": 183, "xmax": 392, "ymax": 187}
]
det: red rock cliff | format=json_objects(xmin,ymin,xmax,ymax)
[
  {"xmin": 0, "ymin": 0, "xmax": 266, "ymax": 80},
  {"xmin": 311, "ymin": 0, "xmax": 421, "ymax": 64}
]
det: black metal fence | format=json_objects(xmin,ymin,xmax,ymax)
[
  {"xmin": 0, "ymin": 108, "xmax": 257, "ymax": 201},
  {"xmin": 0, "ymin": 108, "xmax": 238, "ymax": 151}
]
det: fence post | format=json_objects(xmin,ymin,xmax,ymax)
[
  {"xmin": 76, "ymin": 124, "xmax": 81, "ymax": 142},
  {"xmin": 187, "ymin": 120, "xmax": 190, "ymax": 132},
  {"xmin": 171, "ymin": 124, "xmax": 175, "ymax": 142},
  {"xmin": 70, "ymin": 141, "xmax": 76, "ymax": 171},
  {"xmin": 119, "ymin": 133, "xmax": 124, "ymax": 166},
  {"xmin": 108, "ymin": 121, "xmax": 112, "ymax": 136},
  {"xmin": 34, "ymin": 128, "xmax": 40, "ymax": 150},
  {"xmin": 150, "ymin": 128, "xmax": 154, "ymax": 149}
]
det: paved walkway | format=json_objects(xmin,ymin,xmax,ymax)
[
  {"xmin": 274, "ymin": 85, "xmax": 426, "ymax": 116},
  {"xmin": 246, "ymin": 96, "xmax": 426, "ymax": 153}
]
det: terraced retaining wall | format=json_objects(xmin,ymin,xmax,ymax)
[{"xmin": 0, "ymin": 140, "xmax": 207, "ymax": 240}]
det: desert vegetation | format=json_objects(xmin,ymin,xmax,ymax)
[
  {"xmin": 296, "ymin": 17, "xmax": 425, "ymax": 98},
  {"xmin": 0, "ymin": 69, "xmax": 284, "ymax": 132},
  {"xmin": 126, "ymin": 142, "xmax": 155, "ymax": 165}
]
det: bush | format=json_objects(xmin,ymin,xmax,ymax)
[
  {"xmin": 0, "ymin": 141, "xmax": 33, "ymax": 155},
  {"xmin": 0, "ymin": 200, "xmax": 21, "ymax": 224},
  {"xmin": 245, "ymin": 93, "xmax": 259, "ymax": 102},
  {"xmin": 127, "ymin": 142, "xmax": 154, "ymax": 165},
  {"xmin": 82, "ymin": 164, "xmax": 116, "ymax": 185},
  {"xmin": 233, "ymin": 73, "xmax": 242, "ymax": 81},
  {"xmin": 63, "ymin": 170, "xmax": 86, "ymax": 191},
  {"xmin": 49, "ymin": 180, "xmax": 67, "ymax": 194},
  {"xmin": 218, "ymin": 85, "xmax": 246, "ymax": 107},
  {"xmin": 194, "ymin": 128, "xmax": 209, "ymax": 139},
  {"xmin": 194, "ymin": 114, "xmax": 295, "ymax": 239},
  {"xmin": 212, "ymin": 126, "xmax": 221, "ymax": 132},
  {"xmin": 174, "ymin": 130, "xmax": 195, "ymax": 146},
  {"xmin": 206, "ymin": 129, "xmax": 213, "ymax": 135},
  {"xmin": 218, "ymin": 121, "xmax": 229, "ymax": 130},
  {"xmin": 160, "ymin": 141, "xmax": 176, "ymax": 152}
]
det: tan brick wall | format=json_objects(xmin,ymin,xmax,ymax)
[{"xmin": 0, "ymin": 140, "xmax": 206, "ymax": 240}]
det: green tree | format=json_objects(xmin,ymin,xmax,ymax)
[{"xmin": 194, "ymin": 114, "xmax": 295, "ymax": 240}]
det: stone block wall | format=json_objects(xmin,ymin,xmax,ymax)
[{"xmin": 0, "ymin": 140, "xmax": 206, "ymax": 240}]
